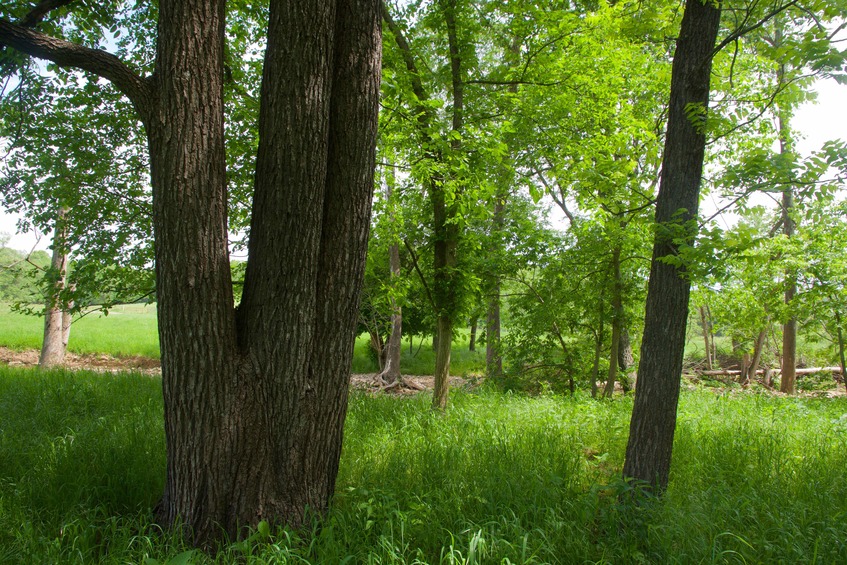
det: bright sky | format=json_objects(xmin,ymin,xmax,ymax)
[{"xmin": 1, "ymin": 76, "xmax": 845, "ymax": 254}]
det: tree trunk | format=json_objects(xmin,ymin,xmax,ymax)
[
  {"xmin": 39, "ymin": 207, "xmax": 71, "ymax": 369},
  {"xmin": 485, "ymin": 194, "xmax": 506, "ymax": 379},
  {"xmin": 152, "ymin": 0, "xmax": 381, "ymax": 545},
  {"xmin": 432, "ymin": 315, "xmax": 453, "ymax": 409},
  {"xmin": 744, "ymin": 328, "xmax": 767, "ymax": 385},
  {"xmin": 0, "ymin": 0, "xmax": 380, "ymax": 548},
  {"xmin": 699, "ymin": 305, "xmax": 713, "ymax": 370},
  {"xmin": 432, "ymin": 0, "xmax": 463, "ymax": 410},
  {"xmin": 618, "ymin": 326, "xmax": 635, "ymax": 393},
  {"xmin": 379, "ymin": 167, "xmax": 404, "ymax": 385},
  {"xmin": 837, "ymin": 309, "xmax": 847, "ymax": 392},
  {"xmin": 603, "ymin": 246, "xmax": 623, "ymax": 398},
  {"xmin": 623, "ymin": 0, "xmax": 721, "ymax": 492},
  {"xmin": 468, "ymin": 317, "xmax": 477, "ymax": 352}
]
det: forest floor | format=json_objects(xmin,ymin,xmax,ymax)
[{"xmin": 0, "ymin": 346, "xmax": 472, "ymax": 393}]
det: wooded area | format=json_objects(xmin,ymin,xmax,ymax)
[{"xmin": 1, "ymin": 0, "xmax": 846, "ymax": 556}]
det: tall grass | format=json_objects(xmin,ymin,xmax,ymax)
[{"xmin": 2, "ymin": 366, "xmax": 846, "ymax": 563}]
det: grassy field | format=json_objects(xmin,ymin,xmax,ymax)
[
  {"xmin": 0, "ymin": 303, "xmax": 160, "ymax": 358},
  {"xmin": 0, "ymin": 303, "xmax": 485, "ymax": 375},
  {"xmin": 1, "ymin": 366, "xmax": 846, "ymax": 563}
]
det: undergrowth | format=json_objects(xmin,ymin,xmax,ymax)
[{"xmin": 1, "ymin": 367, "xmax": 846, "ymax": 563}]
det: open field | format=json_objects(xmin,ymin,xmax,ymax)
[
  {"xmin": 1, "ymin": 367, "xmax": 846, "ymax": 563},
  {"xmin": 0, "ymin": 304, "xmax": 485, "ymax": 376}
]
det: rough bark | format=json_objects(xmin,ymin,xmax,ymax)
[
  {"xmin": 39, "ymin": 207, "xmax": 72, "ymax": 369},
  {"xmin": 622, "ymin": 0, "xmax": 721, "ymax": 491},
  {"xmin": 2, "ymin": 0, "xmax": 381, "ymax": 548}
]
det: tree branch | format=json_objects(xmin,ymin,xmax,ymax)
[
  {"xmin": 403, "ymin": 238, "xmax": 436, "ymax": 311},
  {"xmin": 0, "ymin": 18, "xmax": 151, "ymax": 113},
  {"xmin": 20, "ymin": 0, "xmax": 76, "ymax": 28}
]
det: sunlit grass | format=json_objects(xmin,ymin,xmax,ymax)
[
  {"xmin": 1, "ymin": 366, "xmax": 846, "ymax": 563},
  {"xmin": 0, "ymin": 303, "xmax": 160, "ymax": 358}
]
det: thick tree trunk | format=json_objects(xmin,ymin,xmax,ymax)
[
  {"xmin": 39, "ymin": 208, "xmax": 72, "ymax": 369},
  {"xmin": 0, "ymin": 0, "xmax": 380, "ymax": 550},
  {"xmin": 151, "ymin": 0, "xmax": 380, "ymax": 545},
  {"xmin": 623, "ymin": 0, "xmax": 721, "ymax": 492}
]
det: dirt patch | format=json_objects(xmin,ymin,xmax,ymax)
[
  {"xmin": 0, "ymin": 346, "xmax": 161, "ymax": 376},
  {"xmin": 0, "ymin": 347, "xmax": 468, "ymax": 392}
]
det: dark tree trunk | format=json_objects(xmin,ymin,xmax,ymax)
[
  {"xmin": 39, "ymin": 207, "xmax": 72, "ymax": 369},
  {"xmin": 622, "ymin": 0, "xmax": 721, "ymax": 492},
  {"xmin": 0, "ymin": 0, "xmax": 380, "ymax": 548},
  {"xmin": 603, "ymin": 246, "xmax": 624, "ymax": 398},
  {"xmin": 468, "ymin": 317, "xmax": 477, "ymax": 352}
]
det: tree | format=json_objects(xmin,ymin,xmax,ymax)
[
  {"xmin": 0, "ymin": 0, "xmax": 381, "ymax": 548},
  {"xmin": 622, "ymin": 0, "xmax": 722, "ymax": 490}
]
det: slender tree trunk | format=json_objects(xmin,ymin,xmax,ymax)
[
  {"xmin": 836, "ymin": 309, "xmax": 847, "ymax": 392},
  {"xmin": 468, "ymin": 317, "xmax": 477, "ymax": 352},
  {"xmin": 39, "ymin": 207, "xmax": 71, "ymax": 369},
  {"xmin": 485, "ymin": 194, "xmax": 505, "ymax": 379},
  {"xmin": 744, "ymin": 328, "xmax": 767, "ymax": 385},
  {"xmin": 377, "ymin": 156, "xmax": 402, "ymax": 385},
  {"xmin": 603, "ymin": 246, "xmax": 623, "ymax": 398},
  {"xmin": 699, "ymin": 305, "xmax": 713, "ymax": 370},
  {"xmin": 591, "ymin": 297, "xmax": 605, "ymax": 399},
  {"xmin": 771, "ymin": 19, "xmax": 798, "ymax": 395},
  {"xmin": 618, "ymin": 326, "xmax": 635, "ymax": 393},
  {"xmin": 623, "ymin": 0, "xmax": 721, "ymax": 491},
  {"xmin": 591, "ymin": 331, "xmax": 602, "ymax": 399},
  {"xmin": 432, "ymin": 0, "xmax": 463, "ymax": 410}
]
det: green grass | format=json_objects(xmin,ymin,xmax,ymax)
[
  {"xmin": 0, "ymin": 303, "xmax": 160, "ymax": 358},
  {"xmin": 2, "ymin": 366, "xmax": 846, "ymax": 563},
  {"xmin": 0, "ymin": 304, "xmax": 485, "ymax": 374}
]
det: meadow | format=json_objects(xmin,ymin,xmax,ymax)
[
  {"xmin": 1, "ymin": 365, "xmax": 846, "ymax": 564},
  {"xmin": 0, "ymin": 304, "xmax": 485, "ymax": 375}
]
